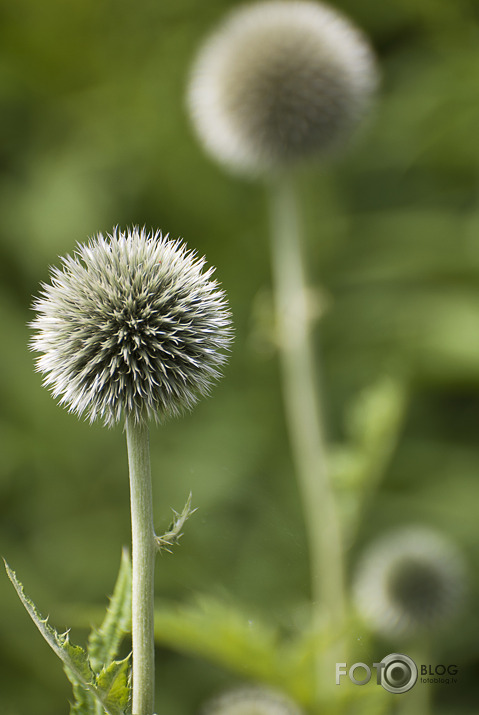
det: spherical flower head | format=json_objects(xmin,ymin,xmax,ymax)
[
  {"xmin": 188, "ymin": 0, "xmax": 378, "ymax": 175},
  {"xmin": 30, "ymin": 227, "xmax": 233, "ymax": 426},
  {"xmin": 353, "ymin": 526, "xmax": 467, "ymax": 638},
  {"xmin": 200, "ymin": 687, "xmax": 303, "ymax": 715}
]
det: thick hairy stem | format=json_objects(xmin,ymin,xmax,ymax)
[
  {"xmin": 126, "ymin": 418, "xmax": 156, "ymax": 715},
  {"xmin": 268, "ymin": 174, "xmax": 345, "ymax": 673}
]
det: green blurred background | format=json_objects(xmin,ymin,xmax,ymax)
[{"xmin": 1, "ymin": 0, "xmax": 479, "ymax": 712}]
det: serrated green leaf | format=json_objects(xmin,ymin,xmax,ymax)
[
  {"xmin": 96, "ymin": 657, "xmax": 131, "ymax": 712},
  {"xmin": 69, "ymin": 684, "xmax": 98, "ymax": 715},
  {"xmin": 4, "ymin": 561, "xmax": 127, "ymax": 715},
  {"xmin": 88, "ymin": 548, "xmax": 132, "ymax": 673},
  {"xmin": 154, "ymin": 597, "xmax": 313, "ymax": 703},
  {"xmin": 155, "ymin": 492, "xmax": 197, "ymax": 553},
  {"xmin": 5, "ymin": 561, "xmax": 94, "ymax": 685}
]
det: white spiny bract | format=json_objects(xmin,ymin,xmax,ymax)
[
  {"xmin": 188, "ymin": 0, "xmax": 378, "ymax": 175},
  {"xmin": 30, "ymin": 227, "xmax": 232, "ymax": 426},
  {"xmin": 201, "ymin": 687, "xmax": 303, "ymax": 715},
  {"xmin": 353, "ymin": 527, "xmax": 466, "ymax": 638}
]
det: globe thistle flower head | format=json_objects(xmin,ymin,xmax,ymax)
[
  {"xmin": 30, "ymin": 227, "xmax": 232, "ymax": 426},
  {"xmin": 200, "ymin": 687, "xmax": 303, "ymax": 715},
  {"xmin": 188, "ymin": 0, "xmax": 378, "ymax": 175},
  {"xmin": 353, "ymin": 527, "xmax": 467, "ymax": 638}
]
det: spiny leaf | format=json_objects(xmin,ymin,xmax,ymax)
[
  {"xmin": 154, "ymin": 596, "xmax": 277, "ymax": 675},
  {"xmin": 69, "ymin": 684, "xmax": 98, "ymax": 715},
  {"xmin": 4, "ymin": 561, "xmax": 127, "ymax": 715},
  {"xmin": 88, "ymin": 548, "xmax": 132, "ymax": 673},
  {"xmin": 96, "ymin": 657, "xmax": 131, "ymax": 712},
  {"xmin": 5, "ymin": 561, "xmax": 94, "ymax": 684},
  {"xmin": 155, "ymin": 492, "xmax": 197, "ymax": 553},
  {"xmin": 153, "ymin": 596, "xmax": 313, "ymax": 703}
]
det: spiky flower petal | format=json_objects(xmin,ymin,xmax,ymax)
[
  {"xmin": 188, "ymin": 0, "xmax": 378, "ymax": 174},
  {"xmin": 353, "ymin": 526, "xmax": 467, "ymax": 638},
  {"xmin": 30, "ymin": 227, "xmax": 232, "ymax": 426},
  {"xmin": 201, "ymin": 687, "xmax": 303, "ymax": 715}
]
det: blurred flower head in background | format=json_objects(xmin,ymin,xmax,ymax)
[
  {"xmin": 200, "ymin": 687, "xmax": 303, "ymax": 715},
  {"xmin": 30, "ymin": 226, "xmax": 232, "ymax": 426},
  {"xmin": 188, "ymin": 0, "xmax": 378, "ymax": 175},
  {"xmin": 353, "ymin": 526, "xmax": 467, "ymax": 638}
]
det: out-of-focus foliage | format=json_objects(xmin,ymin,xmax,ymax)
[{"xmin": 1, "ymin": 0, "xmax": 479, "ymax": 713}]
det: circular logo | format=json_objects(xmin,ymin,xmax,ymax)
[{"xmin": 379, "ymin": 653, "xmax": 418, "ymax": 694}]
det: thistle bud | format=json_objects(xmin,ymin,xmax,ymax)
[
  {"xmin": 188, "ymin": 0, "xmax": 378, "ymax": 175},
  {"xmin": 353, "ymin": 527, "xmax": 467, "ymax": 638},
  {"xmin": 30, "ymin": 227, "xmax": 232, "ymax": 426},
  {"xmin": 200, "ymin": 687, "xmax": 303, "ymax": 715}
]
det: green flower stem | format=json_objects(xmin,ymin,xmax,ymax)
[
  {"xmin": 268, "ymin": 173, "xmax": 345, "ymax": 664},
  {"xmin": 126, "ymin": 417, "xmax": 156, "ymax": 715}
]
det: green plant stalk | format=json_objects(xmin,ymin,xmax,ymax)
[
  {"xmin": 268, "ymin": 173, "xmax": 345, "ymax": 668},
  {"xmin": 126, "ymin": 418, "xmax": 156, "ymax": 715}
]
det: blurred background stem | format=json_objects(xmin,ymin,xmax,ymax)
[
  {"xmin": 268, "ymin": 173, "xmax": 345, "ymax": 686},
  {"xmin": 126, "ymin": 418, "xmax": 156, "ymax": 715}
]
